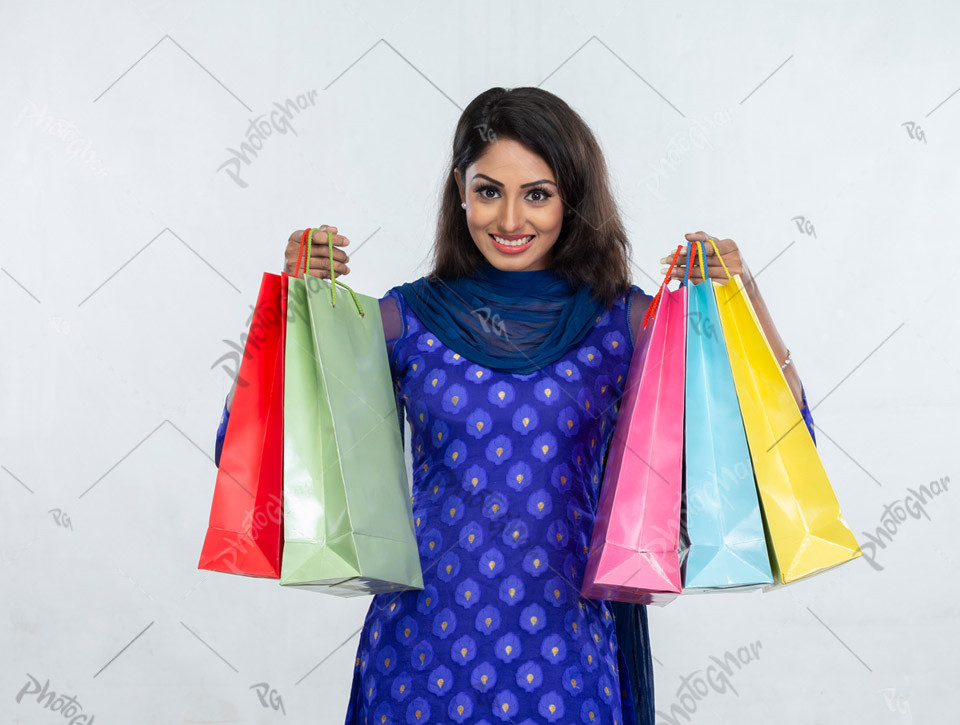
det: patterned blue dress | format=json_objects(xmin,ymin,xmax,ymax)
[{"xmin": 212, "ymin": 281, "xmax": 817, "ymax": 725}]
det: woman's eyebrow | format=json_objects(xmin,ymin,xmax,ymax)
[{"xmin": 473, "ymin": 173, "xmax": 558, "ymax": 188}]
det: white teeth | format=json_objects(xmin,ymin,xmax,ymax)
[{"xmin": 493, "ymin": 235, "xmax": 534, "ymax": 246}]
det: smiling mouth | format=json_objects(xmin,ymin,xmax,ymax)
[{"xmin": 490, "ymin": 234, "xmax": 535, "ymax": 248}]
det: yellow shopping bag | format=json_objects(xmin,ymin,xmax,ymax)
[{"xmin": 705, "ymin": 240, "xmax": 861, "ymax": 587}]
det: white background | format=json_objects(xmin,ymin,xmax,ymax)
[{"xmin": 2, "ymin": 1, "xmax": 957, "ymax": 723}]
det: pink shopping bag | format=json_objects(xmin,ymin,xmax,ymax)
[{"xmin": 582, "ymin": 247, "xmax": 686, "ymax": 606}]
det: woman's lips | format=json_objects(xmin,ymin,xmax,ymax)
[{"xmin": 490, "ymin": 234, "xmax": 535, "ymax": 254}]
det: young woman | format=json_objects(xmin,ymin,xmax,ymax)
[{"xmin": 215, "ymin": 87, "xmax": 816, "ymax": 725}]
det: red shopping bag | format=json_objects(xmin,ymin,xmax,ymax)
[{"xmin": 198, "ymin": 264, "xmax": 291, "ymax": 577}]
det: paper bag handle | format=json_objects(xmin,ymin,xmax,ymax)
[
  {"xmin": 295, "ymin": 227, "xmax": 365, "ymax": 317},
  {"xmin": 641, "ymin": 244, "xmax": 683, "ymax": 329},
  {"xmin": 703, "ymin": 238, "xmax": 733, "ymax": 281},
  {"xmin": 682, "ymin": 240, "xmax": 708, "ymax": 286},
  {"xmin": 294, "ymin": 227, "xmax": 311, "ymax": 276},
  {"xmin": 683, "ymin": 238, "xmax": 734, "ymax": 287}
]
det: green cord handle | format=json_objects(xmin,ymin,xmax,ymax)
[{"xmin": 305, "ymin": 227, "xmax": 365, "ymax": 317}]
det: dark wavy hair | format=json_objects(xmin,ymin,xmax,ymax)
[{"xmin": 427, "ymin": 86, "xmax": 633, "ymax": 309}]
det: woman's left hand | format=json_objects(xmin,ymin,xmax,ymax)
[
  {"xmin": 659, "ymin": 231, "xmax": 755, "ymax": 290},
  {"xmin": 661, "ymin": 232, "xmax": 808, "ymax": 413}
]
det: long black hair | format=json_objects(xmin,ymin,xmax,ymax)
[{"xmin": 429, "ymin": 86, "xmax": 633, "ymax": 309}]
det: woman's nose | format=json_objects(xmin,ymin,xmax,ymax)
[{"xmin": 499, "ymin": 199, "xmax": 523, "ymax": 230}]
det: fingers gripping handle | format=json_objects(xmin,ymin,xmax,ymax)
[
  {"xmin": 296, "ymin": 227, "xmax": 365, "ymax": 317},
  {"xmin": 704, "ymin": 238, "xmax": 733, "ymax": 280},
  {"xmin": 640, "ymin": 237, "xmax": 734, "ymax": 330}
]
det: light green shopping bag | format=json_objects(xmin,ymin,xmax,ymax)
[{"xmin": 281, "ymin": 228, "xmax": 423, "ymax": 596}]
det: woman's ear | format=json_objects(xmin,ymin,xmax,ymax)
[{"xmin": 453, "ymin": 167, "xmax": 464, "ymax": 201}]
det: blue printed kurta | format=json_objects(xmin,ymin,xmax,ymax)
[
  {"xmin": 210, "ymin": 280, "xmax": 819, "ymax": 725},
  {"xmin": 343, "ymin": 285, "xmax": 645, "ymax": 725}
]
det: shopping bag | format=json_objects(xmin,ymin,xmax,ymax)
[
  {"xmin": 198, "ymin": 271, "xmax": 286, "ymax": 578},
  {"xmin": 582, "ymin": 246, "xmax": 686, "ymax": 606},
  {"xmin": 680, "ymin": 240, "xmax": 774, "ymax": 591},
  {"xmin": 706, "ymin": 239, "xmax": 861, "ymax": 587},
  {"xmin": 280, "ymin": 228, "xmax": 423, "ymax": 597}
]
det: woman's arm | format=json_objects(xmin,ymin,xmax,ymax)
[
  {"xmin": 660, "ymin": 232, "xmax": 818, "ymax": 444},
  {"xmin": 214, "ymin": 293, "xmax": 402, "ymax": 467},
  {"xmin": 215, "ymin": 226, "xmax": 354, "ymax": 467},
  {"xmin": 748, "ymin": 282, "xmax": 817, "ymax": 445},
  {"xmin": 380, "ymin": 292, "xmax": 404, "ymax": 361},
  {"xmin": 213, "ymin": 378, "xmax": 237, "ymax": 468},
  {"xmin": 226, "ymin": 376, "xmax": 237, "ymax": 413},
  {"xmin": 214, "ymin": 394, "xmax": 230, "ymax": 467},
  {"xmin": 742, "ymin": 280, "xmax": 804, "ymax": 410},
  {"xmin": 670, "ymin": 232, "xmax": 806, "ymax": 411}
]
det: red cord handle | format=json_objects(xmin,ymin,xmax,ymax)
[
  {"xmin": 293, "ymin": 228, "xmax": 311, "ymax": 276},
  {"xmin": 641, "ymin": 244, "xmax": 683, "ymax": 329}
]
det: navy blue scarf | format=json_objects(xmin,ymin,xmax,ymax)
[
  {"xmin": 397, "ymin": 259, "xmax": 655, "ymax": 723},
  {"xmin": 395, "ymin": 259, "xmax": 608, "ymax": 374}
]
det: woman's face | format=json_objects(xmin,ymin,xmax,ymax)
[{"xmin": 454, "ymin": 138, "xmax": 565, "ymax": 272}]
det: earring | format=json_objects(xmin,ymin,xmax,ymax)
[{"xmin": 461, "ymin": 202, "xmax": 466, "ymax": 209}]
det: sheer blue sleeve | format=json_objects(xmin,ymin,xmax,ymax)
[
  {"xmin": 627, "ymin": 286, "xmax": 654, "ymax": 349},
  {"xmin": 379, "ymin": 289, "xmax": 407, "ymax": 448},
  {"xmin": 214, "ymin": 393, "xmax": 230, "ymax": 467},
  {"xmin": 798, "ymin": 383, "xmax": 816, "ymax": 446},
  {"xmin": 380, "ymin": 291, "xmax": 404, "ymax": 362}
]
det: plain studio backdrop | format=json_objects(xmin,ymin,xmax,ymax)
[{"xmin": 2, "ymin": 1, "xmax": 957, "ymax": 723}]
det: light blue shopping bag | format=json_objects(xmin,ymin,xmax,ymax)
[{"xmin": 680, "ymin": 240, "xmax": 773, "ymax": 591}]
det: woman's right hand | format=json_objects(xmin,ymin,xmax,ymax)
[{"xmin": 283, "ymin": 225, "xmax": 351, "ymax": 278}]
